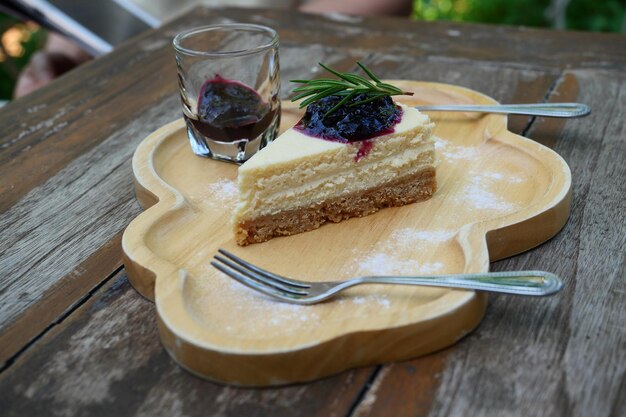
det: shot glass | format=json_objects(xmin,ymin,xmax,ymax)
[{"xmin": 173, "ymin": 24, "xmax": 280, "ymax": 163}]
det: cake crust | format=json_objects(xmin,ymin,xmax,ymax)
[{"xmin": 235, "ymin": 168, "xmax": 436, "ymax": 246}]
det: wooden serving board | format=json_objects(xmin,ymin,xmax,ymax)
[{"xmin": 122, "ymin": 81, "xmax": 571, "ymax": 386}]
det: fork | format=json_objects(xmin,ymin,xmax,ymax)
[
  {"xmin": 210, "ymin": 249, "xmax": 563, "ymax": 305},
  {"xmin": 414, "ymin": 103, "xmax": 591, "ymax": 118}
]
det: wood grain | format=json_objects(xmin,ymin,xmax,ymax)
[
  {"xmin": 0, "ymin": 9, "xmax": 366, "ymax": 214},
  {"xmin": 0, "ymin": 25, "xmax": 366, "ymax": 365},
  {"xmin": 350, "ymin": 70, "xmax": 626, "ymax": 417},
  {"xmin": 0, "ymin": 271, "xmax": 374, "ymax": 417},
  {"xmin": 0, "ymin": 94, "xmax": 177, "ymax": 366},
  {"xmin": 0, "ymin": 5, "xmax": 623, "ymax": 416},
  {"xmin": 218, "ymin": 8, "xmax": 626, "ymax": 70},
  {"xmin": 0, "ymin": 231, "xmax": 123, "ymax": 368}
]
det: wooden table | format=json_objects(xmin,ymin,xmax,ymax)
[{"xmin": 0, "ymin": 7, "xmax": 624, "ymax": 417}]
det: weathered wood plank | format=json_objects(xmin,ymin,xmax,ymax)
[
  {"xmin": 352, "ymin": 354, "xmax": 449, "ymax": 417},
  {"xmin": 0, "ymin": 271, "xmax": 374, "ymax": 417},
  {"xmin": 216, "ymin": 8, "xmax": 626, "ymax": 70},
  {"xmin": 0, "ymin": 8, "xmax": 367, "ymax": 214},
  {"xmin": 0, "ymin": 36, "xmax": 366, "ymax": 365},
  {"xmin": 350, "ymin": 69, "xmax": 626, "ymax": 417},
  {"xmin": 347, "ymin": 55, "xmax": 558, "ymax": 417},
  {"xmin": 0, "ymin": 7, "xmax": 624, "ymax": 416},
  {"xmin": 526, "ymin": 69, "xmax": 625, "ymax": 417},
  {"xmin": 0, "ymin": 232, "xmax": 123, "ymax": 367},
  {"xmin": 0, "ymin": 29, "xmax": 174, "ymax": 214},
  {"xmin": 0, "ymin": 5, "xmax": 565, "ymax": 368},
  {"xmin": 0, "ymin": 10, "xmax": 278, "ymax": 214},
  {"xmin": 3, "ymin": 7, "xmax": 625, "ymax": 215},
  {"xmin": 0, "ymin": 94, "xmax": 176, "ymax": 367}
]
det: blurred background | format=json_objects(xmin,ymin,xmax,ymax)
[
  {"xmin": 1, "ymin": 0, "xmax": 625, "ymax": 105},
  {"xmin": 0, "ymin": 13, "xmax": 44, "ymax": 100}
]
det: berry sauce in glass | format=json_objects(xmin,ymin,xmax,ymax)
[{"xmin": 186, "ymin": 75, "xmax": 276, "ymax": 142}]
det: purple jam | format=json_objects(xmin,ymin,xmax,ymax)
[
  {"xmin": 294, "ymin": 94, "xmax": 402, "ymax": 161},
  {"xmin": 355, "ymin": 140, "xmax": 374, "ymax": 161},
  {"xmin": 186, "ymin": 75, "xmax": 276, "ymax": 142}
]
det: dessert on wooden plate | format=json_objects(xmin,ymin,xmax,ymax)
[
  {"xmin": 124, "ymin": 77, "xmax": 573, "ymax": 385},
  {"xmin": 233, "ymin": 63, "xmax": 437, "ymax": 245}
]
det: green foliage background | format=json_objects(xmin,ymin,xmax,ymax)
[
  {"xmin": 1, "ymin": 0, "xmax": 625, "ymax": 100},
  {"xmin": 0, "ymin": 14, "xmax": 45, "ymax": 101},
  {"xmin": 412, "ymin": 0, "xmax": 626, "ymax": 32}
]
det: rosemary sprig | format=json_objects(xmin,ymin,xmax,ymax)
[{"xmin": 290, "ymin": 62, "xmax": 414, "ymax": 117}]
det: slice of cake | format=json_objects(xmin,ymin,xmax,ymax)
[{"xmin": 232, "ymin": 65, "xmax": 436, "ymax": 246}]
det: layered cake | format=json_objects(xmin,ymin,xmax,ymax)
[{"xmin": 233, "ymin": 66, "xmax": 436, "ymax": 245}]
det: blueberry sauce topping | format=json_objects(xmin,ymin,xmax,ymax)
[{"xmin": 294, "ymin": 94, "xmax": 402, "ymax": 161}]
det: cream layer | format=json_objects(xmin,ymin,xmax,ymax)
[
  {"xmin": 236, "ymin": 143, "xmax": 434, "ymax": 219},
  {"xmin": 234, "ymin": 105, "xmax": 435, "ymax": 220},
  {"xmin": 238, "ymin": 105, "xmax": 432, "ymax": 182}
]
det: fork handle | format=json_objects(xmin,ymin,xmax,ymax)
[
  {"xmin": 358, "ymin": 270, "xmax": 562, "ymax": 296},
  {"xmin": 415, "ymin": 103, "xmax": 591, "ymax": 118}
]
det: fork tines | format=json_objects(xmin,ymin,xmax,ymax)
[{"xmin": 211, "ymin": 249, "xmax": 310, "ymax": 301}]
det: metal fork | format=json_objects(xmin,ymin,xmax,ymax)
[
  {"xmin": 414, "ymin": 103, "xmax": 591, "ymax": 118},
  {"xmin": 211, "ymin": 249, "xmax": 563, "ymax": 305}
]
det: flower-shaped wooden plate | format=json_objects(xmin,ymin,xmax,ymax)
[{"xmin": 122, "ymin": 81, "xmax": 571, "ymax": 386}]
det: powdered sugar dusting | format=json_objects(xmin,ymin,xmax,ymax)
[
  {"xmin": 194, "ymin": 271, "xmax": 321, "ymax": 335},
  {"xmin": 226, "ymin": 279, "xmax": 319, "ymax": 321},
  {"xmin": 188, "ymin": 178, "xmax": 239, "ymax": 207},
  {"xmin": 378, "ymin": 298, "xmax": 391, "ymax": 308},
  {"xmin": 191, "ymin": 134, "xmax": 529, "ymax": 330},
  {"xmin": 208, "ymin": 179, "xmax": 237, "ymax": 200},
  {"xmin": 358, "ymin": 253, "xmax": 444, "ymax": 275},
  {"xmin": 193, "ymin": 179, "xmax": 239, "ymax": 208},
  {"xmin": 434, "ymin": 137, "xmax": 446, "ymax": 150},
  {"xmin": 392, "ymin": 228, "xmax": 455, "ymax": 244},
  {"xmin": 340, "ymin": 294, "xmax": 392, "ymax": 309},
  {"xmin": 483, "ymin": 172, "xmax": 503, "ymax": 180},
  {"xmin": 436, "ymin": 137, "xmax": 480, "ymax": 160},
  {"xmin": 436, "ymin": 135, "xmax": 526, "ymax": 212},
  {"xmin": 343, "ymin": 224, "xmax": 455, "ymax": 286},
  {"xmin": 461, "ymin": 176, "xmax": 514, "ymax": 211},
  {"xmin": 481, "ymin": 171, "xmax": 524, "ymax": 183}
]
